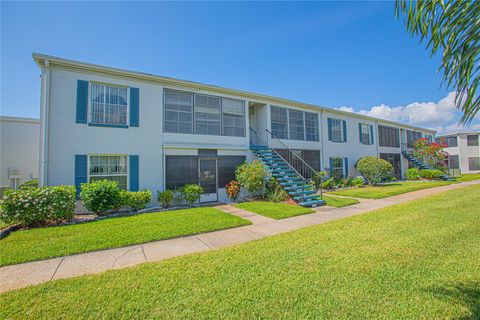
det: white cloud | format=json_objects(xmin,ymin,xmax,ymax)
[{"xmin": 336, "ymin": 92, "xmax": 479, "ymax": 134}]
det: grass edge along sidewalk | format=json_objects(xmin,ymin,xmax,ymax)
[
  {"xmin": 0, "ymin": 207, "xmax": 250, "ymax": 267},
  {"xmin": 1, "ymin": 184, "xmax": 479, "ymax": 319}
]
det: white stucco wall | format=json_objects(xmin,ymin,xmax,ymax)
[
  {"xmin": 443, "ymin": 133, "xmax": 480, "ymax": 174},
  {"xmin": 45, "ymin": 68, "xmax": 252, "ymax": 199},
  {"xmin": 0, "ymin": 117, "xmax": 40, "ymax": 189},
  {"xmin": 39, "ymin": 61, "xmax": 438, "ymax": 207}
]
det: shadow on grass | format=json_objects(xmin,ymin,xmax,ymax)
[{"xmin": 428, "ymin": 282, "xmax": 480, "ymax": 320}]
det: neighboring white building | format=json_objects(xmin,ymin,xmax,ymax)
[
  {"xmin": 0, "ymin": 116, "xmax": 40, "ymax": 190},
  {"xmin": 33, "ymin": 53, "xmax": 436, "ymax": 204},
  {"xmin": 436, "ymin": 132, "xmax": 480, "ymax": 174}
]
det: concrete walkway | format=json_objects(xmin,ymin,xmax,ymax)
[{"xmin": 1, "ymin": 180, "xmax": 479, "ymax": 293}]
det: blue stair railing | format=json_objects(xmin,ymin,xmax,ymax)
[{"xmin": 249, "ymin": 128, "xmax": 324, "ymax": 207}]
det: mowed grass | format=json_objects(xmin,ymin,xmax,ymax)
[
  {"xmin": 322, "ymin": 195, "xmax": 359, "ymax": 207},
  {"xmin": 236, "ymin": 201, "xmax": 314, "ymax": 219},
  {"xmin": 327, "ymin": 180, "xmax": 452, "ymax": 199},
  {"xmin": 2, "ymin": 185, "xmax": 479, "ymax": 319},
  {"xmin": 454, "ymin": 173, "xmax": 480, "ymax": 182},
  {"xmin": 0, "ymin": 207, "xmax": 250, "ymax": 267}
]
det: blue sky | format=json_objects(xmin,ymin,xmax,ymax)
[{"xmin": 1, "ymin": 1, "xmax": 478, "ymax": 133}]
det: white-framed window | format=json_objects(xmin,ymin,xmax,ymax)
[
  {"xmin": 331, "ymin": 157, "xmax": 344, "ymax": 178},
  {"xmin": 222, "ymin": 98, "xmax": 245, "ymax": 137},
  {"xmin": 469, "ymin": 157, "xmax": 480, "ymax": 171},
  {"xmin": 329, "ymin": 118, "xmax": 344, "ymax": 142},
  {"xmin": 467, "ymin": 135, "xmax": 479, "ymax": 146},
  {"xmin": 270, "ymin": 106, "xmax": 319, "ymax": 141},
  {"xmin": 90, "ymin": 83, "xmax": 128, "ymax": 125},
  {"xmin": 271, "ymin": 106, "xmax": 289, "ymax": 139},
  {"xmin": 360, "ymin": 123, "xmax": 373, "ymax": 145},
  {"xmin": 89, "ymin": 155, "xmax": 128, "ymax": 190},
  {"xmin": 164, "ymin": 90, "xmax": 193, "ymax": 134},
  {"xmin": 288, "ymin": 109, "xmax": 305, "ymax": 140},
  {"xmin": 305, "ymin": 112, "xmax": 319, "ymax": 141},
  {"xmin": 194, "ymin": 94, "xmax": 221, "ymax": 135}
]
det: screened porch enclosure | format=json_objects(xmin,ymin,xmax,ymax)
[{"xmin": 165, "ymin": 150, "xmax": 246, "ymax": 203}]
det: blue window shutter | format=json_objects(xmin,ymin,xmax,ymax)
[
  {"xmin": 342, "ymin": 120, "xmax": 347, "ymax": 142},
  {"xmin": 129, "ymin": 155, "xmax": 139, "ymax": 191},
  {"xmin": 329, "ymin": 157, "xmax": 333, "ymax": 176},
  {"xmin": 327, "ymin": 118, "xmax": 333, "ymax": 141},
  {"xmin": 130, "ymin": 87, "xmax": 139, "ymax": 127},
  {"xmin": 370, "ymin": 125, "xmax": 374, "ymax": 144},
  {"xmin": 344, "ymin": 157, "xmax": 349, "ymax": 177},
  {"xmin": 76, "ymin": 80, "xmax": 88, "ymax": 124},
  {"xmin": 359, "ymin": 123, "xmax": 363, "ymax": 143},
  {"xmin": 75, "ymin": 155, "xmax": 88, "ymax": 196}
]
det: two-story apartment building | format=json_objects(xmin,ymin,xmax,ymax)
[
  {"xmin": 33, "ymin": 53, "xmax": 436, "ymax": 203},
  {"xmin": 435, "ymin": 132, "xmax": 480, "ymax": 174}
]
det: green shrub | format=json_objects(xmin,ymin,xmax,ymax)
[
  {"xmin": 121, "ymin": 190, "xmax": 152, "ymax": 210},
  {"xmin": 405, "ymin": 168, "xmax": 421, "ymax": 180},
  {"xmin": 419, "ymin": 169, "xmax": 444, "ymax": 180},
  {"xmin": 355, "ymin": 156, "xmax": 393, "ymax": 185},
  {"xmin": 183, "ymin": 184, "xmax": 203, "ymax": 206},
  {"xmin": 80, "ymin": 180, "xmax": 122, "ymax": 214},
  {"xmin": 19, "ymin": 179, "xmax": 38, "ymax": 190},
  {"xmin": 322, "ymin": 177, "xmax": 334, "ymax": 189},
  {"xmin": 0, "ymin": 185, "xmax": 76, "ymax": 226},
  {"xmin": 173, "ymin": 188, "xmax": 185, "ymax": 207},
  {"xmin": 235, "ymin": 160, "xmax": 267, "ymax": 194},
  {"xmin": 351, "ymin": 176, "xmax": 364, "ymax": 187},
  {"xmin": 157, "ymin": 189, "xmax": 174, "ymax": 208},
  {"xmin": 265, "ymin": 178, "xmax": 288, "ymax": 203},
  {"xmin": 313, "ymin": 171, "xmax": 328, "ymax": 189},
  {"xmin": 339, "ymin": 177, "xmax": 351, "ymax": 188}
]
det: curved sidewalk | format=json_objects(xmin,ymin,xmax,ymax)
[{"xmin": 1, "ymin": 180, "xmax": 479, "ymax": 293}]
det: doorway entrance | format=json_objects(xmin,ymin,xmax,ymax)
[
  {"xmin": 198, "ymin": 158, "xmax": 218, "ymax": 202},
  {"xmin": 380, "ymin": 153, "xmax": 402, "ymax": 180}
]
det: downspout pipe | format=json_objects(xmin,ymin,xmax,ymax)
[{"xmin": 38, "ymin": 59, "xmax": 50, "ymax": 187}]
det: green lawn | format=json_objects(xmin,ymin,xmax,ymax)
[
  {"xmin": 322, "ymin": 195, "xmax": 359, "ymax": 207},
  {"xmin": 327, "ymin": 180, "xmax": 452, "ymax": 199},
  {"xmin": 2, "ymin": 185, "xmax": 479, "ymax": 319},
  {"xmin": 454, "ymin": 173, "xmax": 480, "ymax": 182},
  {"xmin": 0, "ymin": 207, "xmax": 250, "ymax": 267},
  {"xmin": 236, "ymin": 201, "xmax": 314, "ymax": 219}
]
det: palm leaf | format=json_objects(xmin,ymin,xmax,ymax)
[{"xmin": 395, "ymin": 0, "xmax": 480, "ymax": 125}]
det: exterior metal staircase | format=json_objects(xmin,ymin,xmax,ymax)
[
  {"xmin": 250, "ymin": 128, "xmax": 325, "ymax": 207},
  {"xmin": 401, "ymin": 144, "xmax": 453, "ymax": 181}
]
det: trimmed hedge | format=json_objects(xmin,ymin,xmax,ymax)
[
  {"xmin": 121, "ymin": 190, "xmax": 152, "ymax": 210},
  {"xmin": 0, "ymin": 186, "xmax": 76, "ymax": 226},
  {"xmin": 80, "ymin": 180, "xmax": 122, "ymax": 214},
  {"xmin": 405, "ymin": 168, "xmax": 421, "ymax": 180},
  {"xmin": 157, "ymin": 190, "xmax": 174, "ymax": 208},
  {"xmin": 419, "ymin": 169, "xmax": 444, "ymax": 180}
]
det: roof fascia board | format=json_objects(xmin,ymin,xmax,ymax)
[{"xmin": 32, "ymin": 52, "xmax": 436, "ymax": 134}]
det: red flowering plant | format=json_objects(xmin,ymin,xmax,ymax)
[
  {"xmin": 225, "ymin": 180, "xmax": 241, "ymax": 201},
  {"xmin": 413, "ymin": 138, "xmax": 448, "ymax": 171}
]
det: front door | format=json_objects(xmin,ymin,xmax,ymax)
[{"xmin": 198, "ymin": 158, "xmax": 218, "ymax": 202}]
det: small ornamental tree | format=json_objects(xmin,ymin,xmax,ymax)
[
  {"xmin": 235, "ymin": 160, "xmax": 267, "ymax": 195},
  {"xmin": 413, "ymin": 138, "xmax": 448, "ymax": 171},
  {"xmin": 355, "ymin": 156, "xmax": 393, "ymax": 186}
]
